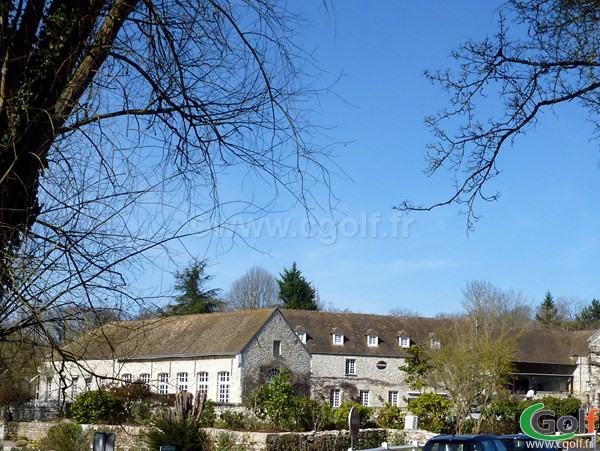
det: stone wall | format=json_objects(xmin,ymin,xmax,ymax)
[
  {"xmin": 241, "ymin": 311, "xmax": 311, "ymax": 399},
  {"xmin": 1, "ymin": 421, "xmax": 434, "ymax": 451},
  {"xmin": 311, "ymin": 354, "xmax": 410, "ymax": 408}
]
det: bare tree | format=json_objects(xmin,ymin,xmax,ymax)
[
  {"xmin": 226, "ymin": 266, "xmax": 280, "ymax": 310},
  {"xmin": 388, "ymin": 306, "xmax": 422, "ymax": 317},
  {"xmin": 425, "ymin": 317, "xmax": 517, "ymax": 434},
  {"xmin": 0, "ymin": 1, "xmax": 333, "ymax": 365},
  {"xmin": 462, "ymin": 280, "xmax": 532, "ymax": 330},
  {"xmin": 399, "ymin": 0, "xmax": 600, "ymax": 229}
]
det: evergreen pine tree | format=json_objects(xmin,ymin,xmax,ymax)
[
  {"xmin": 534, "ymin": 291, "xmax": 562, "ymax": 329},
  {"xmin": 164, "ymin": 259, "xmax": 222, "ymax": 315},
  {"xmin": 277, "ymin": 263, "xmax": 318, "ymax": 310}
]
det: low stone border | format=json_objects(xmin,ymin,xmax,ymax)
[{"xmin": 1, "ymin": 420, "xmax": 435, "ymax": 450}]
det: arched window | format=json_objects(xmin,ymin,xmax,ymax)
[
  {"xmin": 217, "ymin": 371, "xmax": 230, "ymax": 403},
  {"xmin": 265, "ymin": 368, "xmax": 280, "ymax": 382},
  {"xmin": 158, "ymin": 373, "xmax": 169, "ymax": 395},
  {"xmin": 196, "ymin": 372, "xmax": 209, "ymax": 399},
  {"xmin": 177, "ymin": 372, "xmax": 188, "ymax": 392}
]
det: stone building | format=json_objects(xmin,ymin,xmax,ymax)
[
  {"xmin": 41, "ymin": 308, "xmax": 596, "ymax": 409},
  {"xmin": 41, "ymin": 309, "xmax": 311, "ymax": 405}
]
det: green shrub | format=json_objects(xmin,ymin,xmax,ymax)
[
  {"xmin": 246, "ymin": 369, "xmax": 297, "ymax": 429},
  {"xmin": 107, "ymin": 381, "xmax": 153, "ymax": 422},
  {"xmin": 215, "ymin": 431, "xmax": 245, "ymax": 451},
  {"xmin": 46, "ymin": 422, "xmax": 87, "ymax": 451},
  {"xmin": 293, "ymin": 397, "xmax": 334, "ymax": 431},
  {"xmin": 408, "ymin": 393, "xmax": 451, "ymax": 433},
  {"xmin": 332, "ymin": 401, "xmax": 373, "ymax": 429},
  {"xmin": 70, "ymin": 389, "xmax": 124, "ymax": 424},
  {"xmin": 376, "ymin": 402, "xmax": 405, "ymax": 429},
  {"xmin": 145, "ymin": 414, "xmax": 209, "ymax": 451},
  {"xmin": 200, "ymin": 399, "xmax": 216, "ymax": 428},
  {"xmin": 219, "ymin": 411, "xmax": 248, "ymax": 430}
]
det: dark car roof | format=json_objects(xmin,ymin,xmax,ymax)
[{"xmin": 431, "ymin": 435, "xmax": 502, "ymax": 441}]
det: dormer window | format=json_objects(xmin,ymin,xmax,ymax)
[
  {"xmin": 399, "ymin": 336, "xmax": 410, "ymax": 348},
  {"xmin": 333, "ymin": 333, "xmax": 344, "ymax": 345},
  {"xmin": 430, "ymin": 338, "xmax": 441, "ymax": 349},
  {"xmin": 367, "ymin": 335, "xmax": 379, "ymax": 347},
  {"xmin": 296, "ymin": 331, "xmax": 307, "ymax": 344}
]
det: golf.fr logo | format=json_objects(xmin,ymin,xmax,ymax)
[{"xmin": 519, "ymin": 403, "xmax": 599, "ymax": 440}]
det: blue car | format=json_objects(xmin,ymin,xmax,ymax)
[{"xmin": 423, "ymin": 434, "xmax": 507, "ymax": 451}]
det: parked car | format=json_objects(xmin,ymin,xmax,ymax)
[
  {"xmin": 499, "ymin": 433, "xmax": 559, "ymax": 451},
  {"xmin": 423, "ymin": 434, "xmax": 507, "ymax": 451}
]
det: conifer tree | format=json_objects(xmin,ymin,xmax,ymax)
[
  {"xmin": 534, "ymin": 291, "xmax": 562, "ymax": 329},
  {"xmin": 164, "ymin": 259, "xmax": 222, "ymax": 316},
  {"xmin": 277, "ymin": 263, "xmax": 318, "ymax": 311}
]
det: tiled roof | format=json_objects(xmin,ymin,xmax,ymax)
[
  {"xmin": 514, "ymin": 328, "xmax": 595, "ymax": 365},
  {"xmin": 63, "ymin": 309, "xmax": 277, "ymax": 360},
  {"xmin": 280, "ymin": 309, "xmax": 444, "ymax": 357},
  {"xmin": 62, "ymin": 307, "xmax": 598, "ymax": 366}
]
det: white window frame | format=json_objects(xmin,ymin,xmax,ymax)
[
  {"xmin": 399, "ymin": 336, "xmax": 410, "ymax": 348},
  {"xmin": 177, "ymin": 372, "xmax": 188, "ymax": 392},
  {"xmin": 430, "ymin": 338, "xmax": 441, "ymax": 349},
  {"xmin": 388, "ymin": 390, "xmax": 399, "ymax": 406},
  {"xmin": 217, "ymin": 371, "xmax": 230, "ymax": 403},
  {"xmin": 265, "ymin": 368, "xmax": 280, "ymax": 382},
  {"xmin": 333, "ymin": 333, "xmax": 344, "ymax": 345},
  {"xmin": 122, "ymin": 373, "xmax": 132, "ymax": 385},
  {"xmin": 345, "ymin": 358, "xmax": 356, "ymax": 375},
  {"xmin": 46, "ymin": 378, "xmax": 52, "ymax": 400},
  {"xmin": 329, "ymin": 388, "xmax": 341, "ymax": 408},
  {"xmin": 367, "ymin": 335, "xmax": 378, "ymax": 347},
  {"xmin": 85, "ymin": 377, "xmax": 92, "ymax": 392},
  {"xmin": 98, "ymin": 376, "xmax": 107, "ymax": 388},
  {"xmin": 71, "ymin": 376, "xmax": 79, "ymax": 400},
  {"xmin": 196, "ymin": 372, "xmax": 209, "ymax": 399},
  {"xmin": 273, "ymin": 340, "xmax": 281, "ymax": 357},
  {"xmin": 140, "ymin": 373, "xmax": 150, "ymax": 387},
  {"xmin": 359, "ymin": 389, "xmax": 370, "ymax": 406},
  {"xmin": 296, "ymin": 331, "xmax": 307, "ymax": 343},
  {"xmin": 158, "ymin": 373, "xmax": 169, "ymax": 395}
]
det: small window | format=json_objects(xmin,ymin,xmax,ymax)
[
  {"xmin": 296, "ymin": 331, "xmax": 307, "ymax": 343},
  {"xmin": 376, "ymin": 360, "xmax": 388, "ymax": 370},
  {"xmin": 333, "ymin": 333, "xmax": 344, "ymax": 345},
  {"xmin": 197, "ymin": 372, "xmax": 209, "ymax": 398},
  {"xmin": 367, "ymin": 335, "xmax": 379, "ymax": 347},
  {"xmin": 140, "ymin": 373, "xmax": 150, "ymax": 387},
  {"xmin": 345, "ymin": 358, "xmax": 356, "ymax": 375},
  {"xmin": 388, "ymin": 390, "xmax": 399, "ymax": 406},
  {"xmin": 158, "ymin": 373, "xmax": 169, "ymax": 395},
  {"xmin": 85, "ymin": 377, "xmax": 92, "ymax": 392},
  {"xmin": 71, "ymin": 376, "xmax": 79, "ymax": 399},
  {"xmin": 273, "ymin": 340, "xmax": 281, "ymax": 357},
  {"xmin": 98, "ymin": 376, "xmax": 107, "ymax": 388},
  {"xmin": 399, "ymin": 336, "xmax": 410, "ymax": 348},
  {"xmin": 359, "ymin": 390, "xmax": 370, "ymax": 406},
  {"xmin": 329, "ymin": 388, "xmax": 341, "ymax": 408},
  {"xmin": 430, "ymin": 338, "xmax": 441, "ymax": 349},
  {"xmin": 122, "ymin": 373, "xmax": 132, "ymax": 385},
  {"xmin": 177, "ymin": 372, "xmax": 188, "ymax": 392},
  {"xmin": 46, "ymin": 378, "xmax": 52, "ymax": 400}
]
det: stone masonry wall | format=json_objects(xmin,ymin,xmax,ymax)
[
  {"xmin": 241, "ymin": 311, "xmax": 311, "ymax": 399},
  {"xmin": 1, "ymin": 421, "xmax": 434, "ymax": 451}
]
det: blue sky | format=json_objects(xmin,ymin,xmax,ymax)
[{"xmin": 138, "ymin": 1, "xmax": 600, "ymax": 316}]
